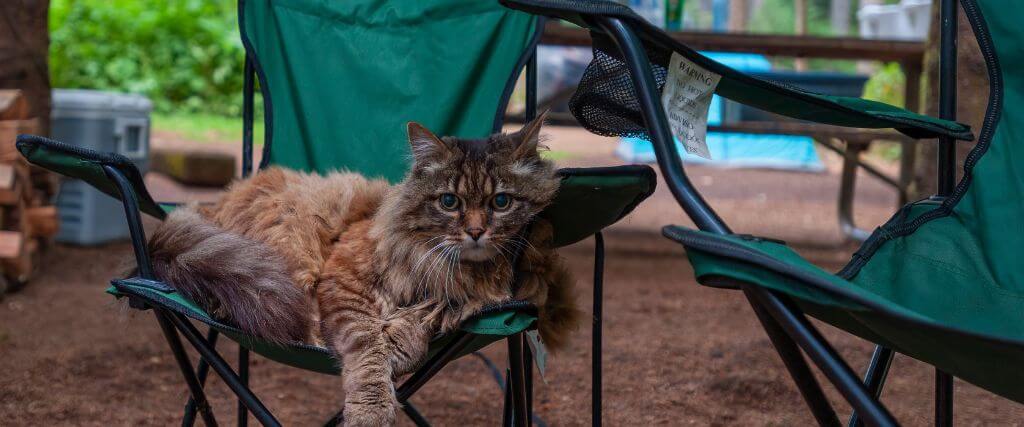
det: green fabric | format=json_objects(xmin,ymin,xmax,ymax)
[
  {"xmin": 675, "ymin": 225, "xmax": 1024, "ymax": 404},
  {"xmin": 545, "ymin": 167, "xmax": 656, "ymax": 247},
  {"xmin": 650, "ymin": 0, "xmax": 1024, "ymax": 405},
  {"xmin": 107, "ymin": 280, "xmax": 535, "ymax": 376},
  {"xmin": 499, "ymin": 0, "xmax": 972, "ymax": 141},
  {"xmin": 241, "ymin": 0, "xmax": 536, "ymax": 181}
]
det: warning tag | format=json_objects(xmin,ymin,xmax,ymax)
[
  {"xmin": 525, "ymin": 330, "xmax": 548, "ymax": 382},
  {"xmin": 660, "ymin": 52, "xmax": 721, "ymax": 159}
]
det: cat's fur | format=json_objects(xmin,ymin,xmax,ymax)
[{"xmin": 145, "ymin": 115, "xmax": 580, "ymax": 426}]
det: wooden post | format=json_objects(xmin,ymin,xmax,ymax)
[
  {"xmin": 728, "ymin": 0, "xmax": 749, "ymax": 32},
  {"xmin": 0, "ymin": 1, "xmax": 51, "ymax": 136},
  {"xmin": 794, "ymin": 0, "xmax": 808, "ymax": 71}
]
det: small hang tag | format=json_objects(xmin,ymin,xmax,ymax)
[
  {"xmin": 525, "ymin": 330, "xmax": 548, "ymax": 383},
  {"xmin": 660, "ymin": 52, "xmax": 722, "ymax": 159}
]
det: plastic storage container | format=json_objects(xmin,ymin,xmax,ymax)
[{"xmin": 50, "ymin": 89, "xmax": 152, "ymax": 245}]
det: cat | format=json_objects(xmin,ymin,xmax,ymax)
[{"xmin": 144, "ymin": 114, "xmax": 580, "ymax": 426}]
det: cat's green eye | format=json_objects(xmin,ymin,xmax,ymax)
[
  {"xmin": 492, "ymin": 193, "xmax": 512, "ymax": 211},
  {"xmin": 439, "ymin": 193, "xmax": 460, "ymax": 210}
]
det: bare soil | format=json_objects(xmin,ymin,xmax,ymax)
[{"xmin": 2, "ymin": 126, "xmax": 1022, "ymax": 426}]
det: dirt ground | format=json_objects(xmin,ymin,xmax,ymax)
[{"xmin": 2, "ymin": 126, "xmax": 1023, "ymax": 426}]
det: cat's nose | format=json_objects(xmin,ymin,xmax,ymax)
[{"xmin": 465, "ymin": 227, "xmax": 485, "ymax": 241}]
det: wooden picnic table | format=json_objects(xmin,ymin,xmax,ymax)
[{"xmin": 533, "ymin": 22, "xmax": 926, "ymax": 242}]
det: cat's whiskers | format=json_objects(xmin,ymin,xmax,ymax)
[
  {"xmin": 491, "ymin": 240, "xmax": 515, "ymax": 267},
  {"xmin": 436, "ymin": 244, "xmax": 458, "ymax": 309},
  {"xmin": 504, "ymin": 236, "xmax": 539, "ymax": 257},
  {"xmin": 425, "ymin": 242, "xmax": 459, "ymax": 306},
  {"xmin": 415, "ymin": 240, "xmax": 451, "ymax": 301},
  {"xmin": 412, "ymin": 237, "xmax": 447, "ymax": 276}
]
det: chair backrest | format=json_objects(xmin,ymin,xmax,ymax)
[
  {"xmin": 843, "ymin": 0, "xmax": 1023, "ymax": 297},
  {"xmin": 239, "ymin": 0, "xmax": 537, "ymax": 181},
  {"xmin": 944, "ymin": 0, "xmax": 1022, "ymax": 287}
]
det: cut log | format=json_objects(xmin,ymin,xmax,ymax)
[
  {"xmin": 0, "ymin": 230, "xmax": 22, "ymax": 259},
  {"xmin": 0, "ymin": 118, "xmax": 38, "ymax": 162},
  {"xmin": 26, "ymin": 205, "xmax": 57, "ymax": 238},
  {"xmin": 0, "ymin": 90, "xmax": 30, "ymax": 120},
  {"xmin": 151, "ymin": 148, "xmax": 237, "ymax": 187},
  {"xmin": 0, "ymin": 163, "xmax": 19, "ymax": 205},
  {"xmin": 2, "ymin": 236, "xmax": 36, "ymax": 283}
]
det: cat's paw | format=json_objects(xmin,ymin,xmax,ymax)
[
  {"xmin": 342, "ymin": 399, "xmax": 397, "ymax": 427},
  {"xmin": 383, "ymin": 318, "xmax": 430, "ymax": 375}
]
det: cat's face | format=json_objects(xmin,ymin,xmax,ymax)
[{"xmin": 397, "ymin": 114, "xmax": 559, "ymax": 264}]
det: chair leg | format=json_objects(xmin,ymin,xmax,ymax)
[
  {"xmin": 749, "ymin": 289, "xmax": 898, "ymax": 427},
  {"xmin": 849, "ymin": 346, "xmax": 895, "ymax": 427},
  {"xmin": 592, "ymin": 232, "xmax": 604, "ymax": 427},
  {"xmin": 522, "ymin": 334, "xmax": 534, "ymax": 427},
  {"xmin": 164, "ymin": 311, "xmax": 281, "ymax": 427},
  {"xmin": 184, "ymin": 328, "xmax": 221, "ymax": 426},
  {"xmin": 238, "ymin": 346, "xmax": 250, "ymax": 427},
  {"xmin": 153, "ymin": 312, "xmax": 218, "ymax": 427},
  {"xmin": 507, "ymin": 334, "xmax": 530, "ymax": 427},
  {"xmin": 936, "ymin": 370, "xmax": 954, "ymax": 427},
  {"xmin": 742, "ymin": 288, "xmax": 841, "ymax": 427},
  {"xmin": 397, "ymin": 331, "xmax": 476, "ymax": 401},
  {"xmin": 503, "ymin": 369, "xmax": 514, "ymax": 427},
  {"xmin": 402, "ymin": 401, "xmax": 431, "ymax": 427}
]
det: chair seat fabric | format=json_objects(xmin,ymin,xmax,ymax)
[
  {"xmin": 665, "ymin": 225, "xmax": 1024, "ymax": 404},
  {"xmin": 109, "ymin": 278, "xmax": 538, "ymax": 375}
]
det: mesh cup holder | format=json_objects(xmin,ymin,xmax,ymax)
[{"xmin": 568, "ymin": 38, "xmax": 671, "ymax": 140}]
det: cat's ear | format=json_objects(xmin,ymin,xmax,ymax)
[
  {"xmin": 407, "ymin": 122, "xmax": 450, "ymax": 163},
  {"xmin": 512, "ymin": 109, "xmax": 548, "ymax": 160}
]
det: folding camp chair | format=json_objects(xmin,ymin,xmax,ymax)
[
  {"xmin": 499, "ymin": 0, "xmax": 1018, "ymax": 425},
  {"xmin": 16, "ymin": 1, "xmax": 656, "ymax": 425}
]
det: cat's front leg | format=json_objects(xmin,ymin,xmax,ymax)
[
  {"xmin": 382, "ymin": 305, "xmax": 436, "ymax": 376},
  {"xmin": 325, "ymin": 310, "xmax": 398, "ymax": 427},
  {"xmin": 512, "ymin": 221, "xmax": 581, "ymax": 352}
]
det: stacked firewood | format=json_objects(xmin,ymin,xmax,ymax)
[{"xmin": 0, "ymin": 90, "xmax": 58, "ymax": 296}]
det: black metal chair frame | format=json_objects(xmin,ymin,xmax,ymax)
[
  {"xmin": 103, "ymin": 17, "xmax": 610, "ymax": 427},
  {"xmin": 528, "ymin": 0, "xmax": 966, "ymax": 425}
]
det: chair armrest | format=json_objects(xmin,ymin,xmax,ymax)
[
  {"xmin": 543, "ymin": 165, "xmax": 657, "ymax": 247},
  {"xmin": 16, "ymin": 134, "xmax": 167, "ymax": 219}
]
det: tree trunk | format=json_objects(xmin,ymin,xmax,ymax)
[
  {"xmin": 0, "ymin": 1, "xmax": 50, "ymax": 135},
  {"xmin": 728, "ymin": 0, "xmax": 748, "ymax": 32},
  {"xmin": 913, "ymin": 4, "xmax": 987, "ymax": 199},
  {"xmin": 794, "ymin": 0, "xmax": 807, "ymax": 70},
  {"xmin": 830, "ymin": 0, "xmax": 851, "ymax": 36}
]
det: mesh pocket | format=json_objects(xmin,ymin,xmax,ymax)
[{"xmin": 567, "ymin": 41, "xmax": 670, "ymax": 140}]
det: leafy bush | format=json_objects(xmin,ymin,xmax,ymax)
[
  {"xmin": 49, "ymin": 0, "xmax": 246, "ymax": 116},
  {"xmin": 862, "ymin": 62, "xmax": 906, "ymax": 108}
]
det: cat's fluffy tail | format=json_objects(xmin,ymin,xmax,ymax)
[{"xmin": 146, "ymin": 207, "xmax": 312, "ymax": 345}]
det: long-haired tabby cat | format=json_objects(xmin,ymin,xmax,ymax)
[{"xmin": 145, "ymin": 114, "xmax": 579, "ymax": 426}]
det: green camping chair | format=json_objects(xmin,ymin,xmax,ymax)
[
  {"xmin": 16, "ymin": 1, "xmax": 656, "ymax": 425},
  {"xmin": 500, "ymin": 0, "xmax": 1016, "ymax": 425}
]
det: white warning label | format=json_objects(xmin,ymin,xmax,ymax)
[{"xmin": 661, "ymin": 52, "xmax": 721, "ymax": 159}]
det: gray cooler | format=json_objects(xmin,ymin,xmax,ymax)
[{"xmin": 50, "ymin": 89, "xmax": 152, "ymax": 245}]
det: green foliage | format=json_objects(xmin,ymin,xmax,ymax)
[
  {"xmin": 862, "ymin": 62, "xmax": 906, "ymax": 108},
  {"xmin": 49, "ymin": 0, "xmax": 246, "ymax": 116},
  {"xmin": 153, "ymin": 112, "xmax": 264, "ymax": 145},
  {"xmin": 751, "ymin": 0, "xmax": 835, "ymax": 36}
]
